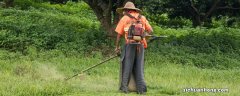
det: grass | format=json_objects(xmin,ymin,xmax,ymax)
[{"xmin": 0, "ymin": 49, "xmax": 239, "ymax": 96}]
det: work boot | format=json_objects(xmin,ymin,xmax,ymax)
[
  {"xmin": 119, "ymin": 87, "xmax": 129, "ymax": 94},
  {"xmin": 137, "ymin": 86, "xmax": 147, "ymax": 95}
]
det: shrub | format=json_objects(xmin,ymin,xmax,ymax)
[
  {"xmin": 176, "ymin": 27, "xmax": 240, "ymax": 53},
  {"xmin": 0, "ymin": 3, "xmax": 103, "ymax": 54},
  {"xmin": 152, "ymin": 26, "xmax": 240, "ymax": 53}
]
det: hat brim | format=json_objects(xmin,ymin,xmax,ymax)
[{"xmin": 116, "ymin": 7, "xmax": 141, "ymax": 14}]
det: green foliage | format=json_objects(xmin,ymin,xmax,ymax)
[
  {"xmin": 40, "ymin": 1, "xmax": 94, "ymax": 17},
  {"xmin": 137, "ymin": 0, "xmax": 240, "ymax": 28},
  {"xmin": 176, "ymin": 28, "xmax": 240, "ymax": 53},
  {"xmin": 144, "ymin": 12, "xmax": 192, "ymax": 28},
  {"xmin": 14, "ymin": 0, "xmax": 34, "ymax": 9},
  {"xmin": 212, "ymin": 16, "xmax": 240, "ymax": 28},
  {"xmin": 0, "ymin": 2, "xmax": 106, "ymax": 54},
  {"xmin": 147, "ymin": 45, "xmax": 240, "ymax": 69},
  {"xmin": 152, "ymin": 26, "xmax": 240, "ymax": 53},
  {"xmin": 150, "ymin": 26, "xmax": 240, "ymax": 69}
]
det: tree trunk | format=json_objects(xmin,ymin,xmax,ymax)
[
  {"xmin": 4, "ymin": 0, "xmax": 14, "ymax": 8},
  {"xmin": 85, "ymin": 0, "xmax": 113, "ymax": 36},
  {"xmin": 189, "ymin": 0, "xmax": 202, "ymax": 27},
  {"xmin": 84, "ymin": 0, "xmax": 135, "ymax": 37},
  {"xmin": 189, "ymin": 0, "xmax": 221, "ymax": 27},
  {"xmin": 202, "ymin": 0, "xmax": 221, "ymax": 22},
  {"xmin": 192, "ymin": 15, "xmax": 202, "ymax": 27}
]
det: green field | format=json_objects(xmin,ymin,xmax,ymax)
[{"xmin": 0, "ymin": 49, "xmax": 239, "ymax": 96}]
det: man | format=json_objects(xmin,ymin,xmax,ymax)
[{"xmin": 115, "ymin": 1, "xmax": 153, "ymax": 94}]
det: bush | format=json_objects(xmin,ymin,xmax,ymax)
[
  {"xmin": 14, "ymin": 0, "xmax": 34, "ymax": 9},
  {"xmin": 212, "ymin": 16, "xmax": 240, "ymax": 28},
  {"xmin": 176, "ymin": 27, "xmax": 240, "ymax": 53},
  {"xmin": 152, "ymin": 26, "xmax": 240, "ymax": 53},
  {"xmin": 144, "ymin": 12, "xmax": 192, "ymax": 28},
  {"xmin": 0, "ymin": 3, "xmax": 105, "ymax": 54},
  {"xmin": 147, "ymin": 44, "xmax": 240, "ymax": 69}
]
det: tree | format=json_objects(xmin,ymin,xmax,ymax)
[
  {"xmin": 162, "ymin": 0, "xmax": 240, "ymax": 27},
  {"xmin": 140, "ymin": 0, "xmax": 240, "ymax": 27},
  {"xmin": 82, "ymin": 0, "xmax": 135, "ymax": 36},
  {"xmin": 2, "ymin": 0, "xmax": 14, "ymax": 8}
]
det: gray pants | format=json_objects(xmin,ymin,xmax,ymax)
[{"xmin": 119, "ymin": 43, "xmax": 147, "ymax": 93}]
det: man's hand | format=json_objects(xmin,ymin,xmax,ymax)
[
  {"xmin": 148, "ymin": 31, "xmax": 153, "ymax": 35},
  {"xmin": 115, "ymin": 46, "xmax": 121, "ymax": 56}
]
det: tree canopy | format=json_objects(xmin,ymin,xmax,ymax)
[
  {"xmin": 140, "ymin": 0, "xmax": 240, "ymax": 27},
  {"xmin": 1, "ymin": 0, "xmax": 240, "ymax": 33},
  {"xmin": 82, "ymin": 0, "xmax": 240, "ymax": 33}
]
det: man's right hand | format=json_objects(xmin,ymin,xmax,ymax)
[{"xmin": 115, "ymin": 47, "xmax": 121, "ymax": 56}]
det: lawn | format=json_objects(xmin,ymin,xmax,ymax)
[{"xmin": 0, "ymin": 50, "xmax": 239, "ymax": 96}]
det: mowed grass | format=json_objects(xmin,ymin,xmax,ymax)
[{"xmin": 0, "ymin": 50, "xmax": 239, "ymax": 96}]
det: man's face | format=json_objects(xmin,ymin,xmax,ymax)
[{"xmin": 123, "ymin": 9, "xmax": 130, "ymax": 15}]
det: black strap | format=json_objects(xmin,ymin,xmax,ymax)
[{"xmin": 126, "ymin": 13, "xmax": 141, "ymax": 20}]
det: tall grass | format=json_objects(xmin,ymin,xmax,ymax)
[{"xmin": 0, "ymin": 49, "xmax": 239, "ymax": 96}]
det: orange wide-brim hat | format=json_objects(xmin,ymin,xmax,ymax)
[{"xmin": 116, "ymin": 2, "xmax": 141, "ymax": 14}]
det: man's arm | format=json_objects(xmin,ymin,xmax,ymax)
[
  {"xmin": 115, "ymin": 34, "xmax": 121, "ymax": 48},
  {"xmin": 114, "ymin": 16, "xmax": 126, "ymax": 54}
]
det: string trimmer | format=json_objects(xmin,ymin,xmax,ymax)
[
  {"xmin": 65, "ymin": 35, "xmax": 167, "ymax": 81},
  {"xmin": 65, "ymin": 54, "xmax": 119, "ymax": 81}
]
